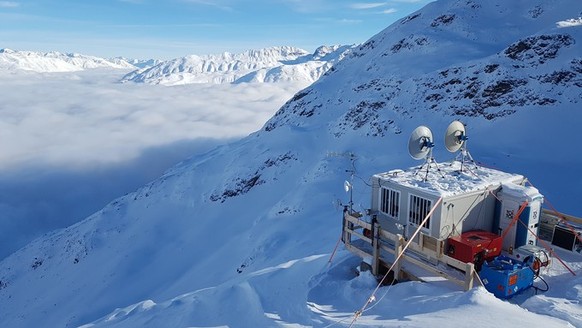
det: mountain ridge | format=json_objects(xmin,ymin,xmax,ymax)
[
  {"xmin": 0, "ymin": 48, "xmax": 136, "ymax": 72},
  {"xmin": 0, "ymin": 45, "xmax": 353, "ymax": 85},
  {"xmin": 121, "ymin": 45, "xmax": 354, "ymax": 85}
]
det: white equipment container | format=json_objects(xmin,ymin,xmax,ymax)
[{"xmin": 495, "ymin": 184, "xmax": 543, "ymax": 252}]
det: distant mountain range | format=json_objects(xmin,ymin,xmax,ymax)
[
  {"xmin": 0, "ymin": 48, "xmax": 137, "ymax": 72},
  {"xmin": 121, "ymin": 45, "xmax": 353, "ymax": 85},
  {"xmin": 0, "ymin": 45, "xmax": 354, "ymax": 85}
]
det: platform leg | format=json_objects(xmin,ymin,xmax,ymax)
[
  {"xmin": 394, "ymin": 234, "xmax": 404, "ymax": 281},
  {"xmin": 372, "ymin": 223, "xmax": 380, "ymax": 276},
  {"xmin": 464, "ymin": 262, "xmax": 475, "ymax": 291}
]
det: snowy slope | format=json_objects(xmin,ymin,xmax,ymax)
[
  {"xmin": 1, "ymin": 1, "xmax": 582, "ymax": 327},
  {"xmin": 121, "ymin": 45, "xmax": 353, "ymax": 85},
  {"xmin": 0, "ymin": 48, "xmax": 136, "ymax": 72}
]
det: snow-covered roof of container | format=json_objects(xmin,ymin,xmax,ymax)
[
  {"xmin": 499, "ymin": 183, "xmax": 543, "ymax": 202},
  {"xmin": 373, "ymin": 160, "xmax": 525, "ymax": 197}
]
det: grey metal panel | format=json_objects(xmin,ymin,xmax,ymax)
[
  {"xmin": 399, "ymin": 189, "xmax": 439, "ymax": 240},
  {"xmin": 372, "ymin": 178, "xmax": 444, "ymax": 240},
  {"xmin": 430, "ymin": 204, "xmax": 443, "ymax": 238},
  {"xmin": 372, "ymin": 179, "xmax": 407, "ymax": 237},
  {"xmin": 439, "ymin": 190, "xmax": 499, "ymax": 239},
  {"xmin": 376, "ymin": 215, "xmax": 404, "ymax": 236}
]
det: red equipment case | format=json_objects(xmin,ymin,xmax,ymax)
[{"xmin": 447, "ymin": 230, "xmax": 503, "ymax": 264}]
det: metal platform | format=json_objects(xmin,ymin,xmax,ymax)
[{"xmin": 342, "ymin": 211, "xmax": 476, "ymax": 290}]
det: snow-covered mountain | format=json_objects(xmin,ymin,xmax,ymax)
[
  {"xmin": 1, "ymin": 1, "xmax": 582, "ymax": 328},
  {"xmin": 121, "ymin": 45, "xmax": 353, "ymax": 85},
  {"xmin": 0, "ymin": 45, "xmax": 351, "ymax": 84},
  {"xmin": 0, "ymin": 48, "xmax": 137, "ymax": 72},
  {"xmin": 114, "ymin": 57, "xmax": 163, "ymax": 69}
]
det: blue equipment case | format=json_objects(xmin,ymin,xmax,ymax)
[{"xmin": 479, "ymin": 255, "xmax": 534, "ymax": 299}]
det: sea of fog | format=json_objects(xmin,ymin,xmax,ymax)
[{"xmin": 0, "ymin": 68, "xmax": 308, "ymax": 259}]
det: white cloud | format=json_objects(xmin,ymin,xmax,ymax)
[
  {"xmin": 350, "ymin": 2, "xmax": 387, "ymax": 10},
  {"xmin": 381, "ymin": 8, "xmax": 397, "ymax": 14},
  {"xmin": 338, "ymin": 18, "xmax": 362, "ymax": 24},
  {"xmin": 0, "ymin": 69, "xmax": 306, "ymax": 169},
  {"xmin": 391, "ymin": 0, "xmax": 425, "ymax": 3},
  {"xmin": 0, "ymin": 69, "xmax": 310, "ymax": 260},
  {"xmin": 0, "ymin": 1, "xmax": 19, "ymax": 8},
  {"xmin": 181, "ymin": 0, "xmax": 234, "ymax": 11},
  {"xmin": 279, "ymin": 0, "xmax": 329, "ymax": 14},
  {"xmin": 0, "ymin": 68, "xmax": 307, "ymax": 259}
]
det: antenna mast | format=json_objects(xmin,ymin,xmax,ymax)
[
  {"xmin": 408, "ymin": 125, "xmax": 444, "ymax": 181},
  {"xmin": 444, "ymin": 120, "xmax": 476, "ymax": 172},
  {"xmin": 328, "ymin": 151, "xmax": 357, "ymax": 212}
]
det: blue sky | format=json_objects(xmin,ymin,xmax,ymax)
[{"xmin": 0, "ymin": 0, "xmax": 432, "ymax": 59}]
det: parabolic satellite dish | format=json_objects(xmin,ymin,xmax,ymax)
[
  {"xmin": 444, "ymin": 120, "xmax": 467, "ymax": 153},
  {"xmin": 344, "ymin": 180, "xmax": 352, "ymax": 193},
  {"xmin": 408, "ymin": 125, "xmax": 434, "ymax": 160}
]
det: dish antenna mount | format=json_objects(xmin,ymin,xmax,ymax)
[
  {"xmin": 408, "ymin": 125, "xmax": 444, "ymax": 181},
  {"xmin": 444, "ymin": 120, "xmax": 475, "ymax": 171}
]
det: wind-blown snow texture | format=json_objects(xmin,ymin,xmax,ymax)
[
  {"xmin": 1, "ymin": 1, "xmax": 582, "ymax": 327},
  {"xmin": 121, "ymin": 45, "xmax": 353, "ymax": 85}
]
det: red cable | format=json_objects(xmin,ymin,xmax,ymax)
[
  {"xmin": 328, "ymin": 235, "xmax": 342, "ymax": 264},
  {"xmin": 500, "ymin": 201, "xmax": 529, "ymax": 242}
]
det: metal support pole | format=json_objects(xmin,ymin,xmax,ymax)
[
  {"xmin": 372, "ymin": 220, "xmax": 380, "ymax": 276},
  {"xmin": 464, "ymin": 262, "xmax": 475, "ymax": 291},
  {"xmin": 395, "ymin": 234, "xmax": 404, "ymax": 281}
]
